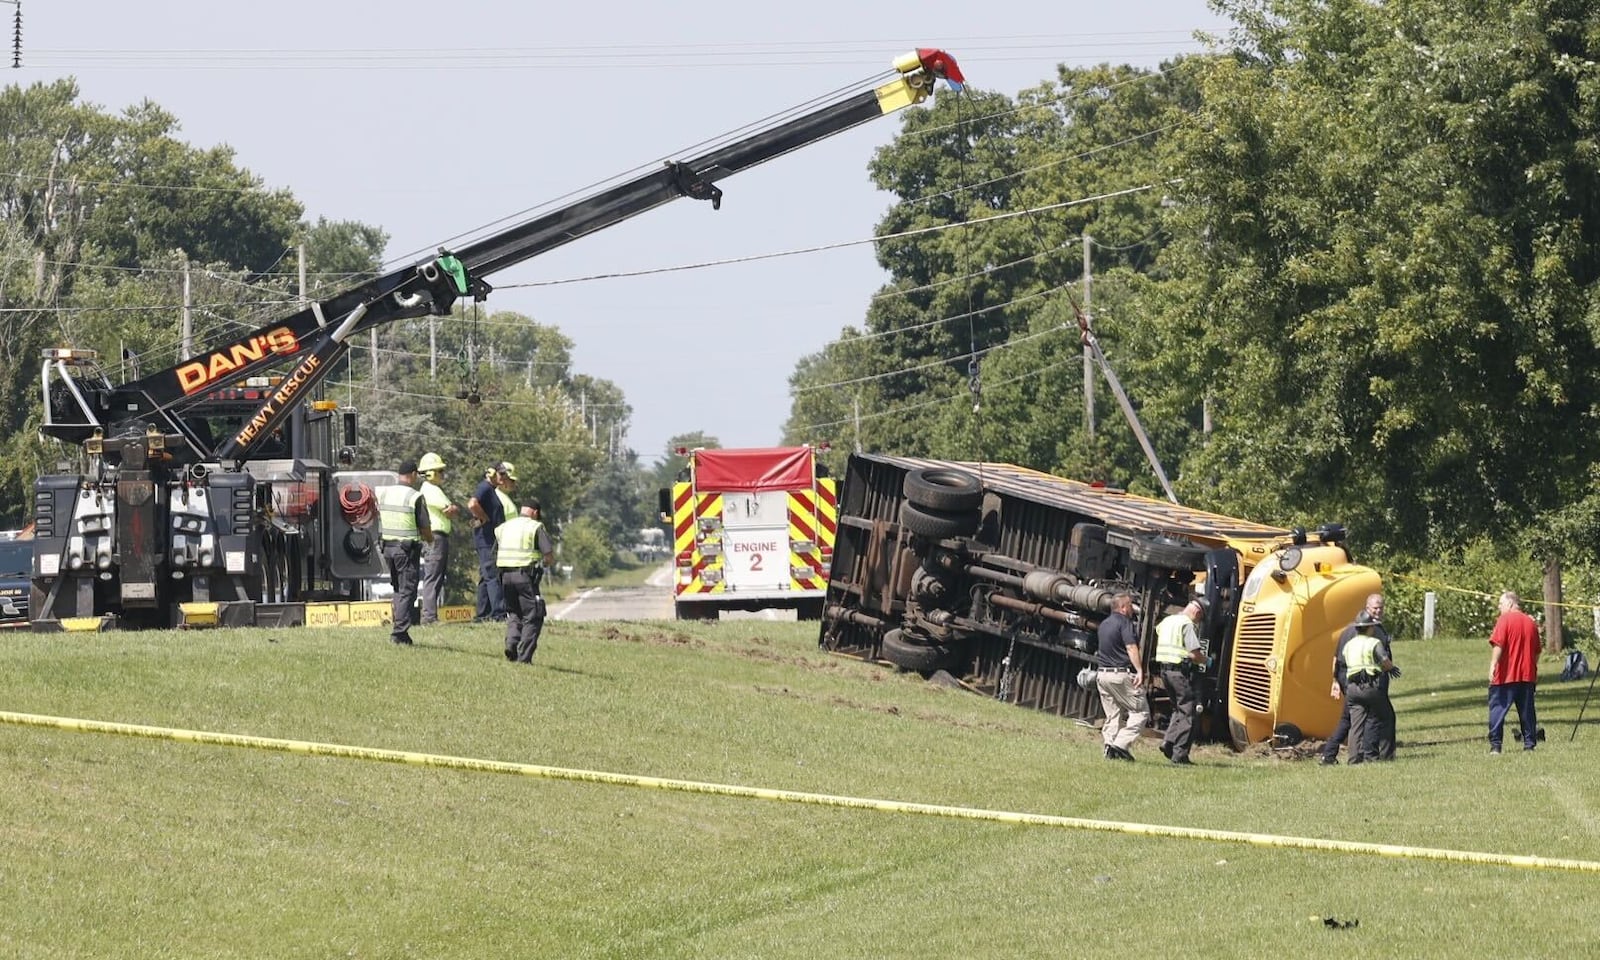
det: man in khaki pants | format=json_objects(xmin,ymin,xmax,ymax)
[{"xmin": 1096, "ymin": 591, "xmax": 1148, "ymax": 761}]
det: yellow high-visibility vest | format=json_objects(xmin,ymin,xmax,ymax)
[
  {"xmin": 496, "ymin": 516, "xmax": 544, "ymax": 569},
  {"xmin": 1342, "ymin": 634, "xmax": 1383, "ymax": 677},
  {"xmin": 420, "ymin": 480, "xmax": 452, "ymax": 534},
  {"xmin": 493, "ymin": 488, "xmax": 516, "ymax": 524},
  {"xmin": 377, "ymin": 484, "xmax": 421, "ymax": 540},
  {"xmin": 1155, "ymin": 613, "xmax": 1194, "ymax": 664}
]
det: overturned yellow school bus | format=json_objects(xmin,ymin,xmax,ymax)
[{"xmin": 818, "ymin": 453, "xmax": 1382, "ymax": 749}]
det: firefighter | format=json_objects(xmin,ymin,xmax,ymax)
[
  {"xmin": 1335, "ymin": 611, "xmax": 1394, "ymax": 764},
  {"xmin": 416, "ymin": 452, "xmax": 460, "ymax": 626},
  {"xmin": 495, "ymin": 499, "xmax": 554, "ymax": 664},
  {"xmin": 376, "ymin": 459, "xmax": 433, "ymax": 646},
  {"xmin": 1155, "ymin": 599, "xmax": 1207, "ymax": 765}
]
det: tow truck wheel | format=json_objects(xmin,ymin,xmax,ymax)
[
  {"xmin": 903, "ymin": 467, "xmax": 982, "ymax": 513},
  {"xmin": 879, "ymin": 627, "xmax": 953, "ymax": 673},
  {"xmin": 1129, "ymin": 535, "xmax": 1208, "ymax": 571},
  {"xmin": 900, "ymin": 501, "xmax": 978, "ymax": 540}
]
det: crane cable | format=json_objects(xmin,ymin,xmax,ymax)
[{"xmin": 953, "ymin": 91, "xmax": 987, "ymax": 471}]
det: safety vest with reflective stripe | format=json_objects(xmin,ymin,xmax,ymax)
[
  {"xmin": 1342, "ymin": 633, "xmax": 1384, "ymax": 677},
  {"xmin": 496, "ymin": 516, "xmax": 544, "ymax": 569},
  {"xmin": 377, "ymin": 484, "xmax": 422, "ymax": 541},
  {"xmin": 420, "ymin": 480, "xmax": 452, "ymax": 534},
  {"xmin": 1155, "ymin": 612, "xmax": 1195, "ymax": 664}
]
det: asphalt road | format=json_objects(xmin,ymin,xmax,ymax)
[{"xmin": 548, "ymin": 565, "xmax": 799, "ymax": 623}]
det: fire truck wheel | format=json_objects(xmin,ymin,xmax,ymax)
[
  {"xmin": 903, "ymin": 467, "xmax": 983, "ymax": 513},
  {"xmin": 674, "ymin": 601, "xmax": 718, "ymax": 621},
  {"xmin": 1129, "ymin": 534, "xmax": 1208, "ymax": 571},
  {"xmin": 900, "ymin": 501, "xmax": 978, "ymax": 540},
  {"xmin": 879, "ymin": 628, "xmax": 952, "ymax": 674}
]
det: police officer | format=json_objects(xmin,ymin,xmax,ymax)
[
  {"xmin": 495, "ymin": 499, "xmax": 554, "ymax": 664},
  {"xmin": 1155, "ymin": 599, "xmax": 1207, "ymax": 765},
  {"xmin": 1320, "ymin": 593, "xmax": 1395, "ymax": 764},
  {"xmin": 1335, "ymin": 611, "xmax": 1394, "ymax": 764},
  {"xmin": 416, "ymin": 452, "xmax": 459, "ymax": 626},
  {"xmin": 376, "ymin": 459, "xmax": 433, "ymax": 646}
]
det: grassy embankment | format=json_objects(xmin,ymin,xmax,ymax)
[{"xmin": 1, "ymin": 621, "xmax": 1595, "ymax": 958}]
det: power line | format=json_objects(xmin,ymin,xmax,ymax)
[
  {"xmin": 826, "ymin": 279, "xmax": 1080, "ymax": 352},
  {"xmin": 901, "ymin": 123, "xmax": 1183, "ymax": 210},
  {"xmin": 500, "ymin": 184, "xmax": 1167, "ymax": 288},
  {"xmin": 797, "ymin": 355, "xmax": 1078, "ymax": 433},
  {"xmin": 796, "ymin": 318, "xmax": 1075, "ymax": 395}
]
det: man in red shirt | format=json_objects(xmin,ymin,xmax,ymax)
[{"xmin": 1488, "ymin": 591, "xmax": 1542, "ymax": 754}]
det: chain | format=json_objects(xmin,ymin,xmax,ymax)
[{"xmin": 996, "ymin": 633, "xmax": 1017, "ymax": 702}]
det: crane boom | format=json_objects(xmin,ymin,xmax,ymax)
[{"xmin": 42, "ymin": 48, "xmax": 964, "ymax": 467}]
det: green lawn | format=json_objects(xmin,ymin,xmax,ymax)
[{"xmin": 0, "ymin": 621, "xmax": 1595, "ymax": 958}]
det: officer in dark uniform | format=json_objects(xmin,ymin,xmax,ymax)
[
  {"xmin": 376, "ymin": 460, "xmax": 433, "ymax": 646},
  {"xmin": 1321, "ymin": 594, "xmax": 1395, "ymax": 764},
  {"xmin": 1335, "ymin": 611, "xmax": 1394, "ymax": 764},
  {"xmin": 1155, "ymin": 599, "xmax": 1207, "ymax": 765},
  {"xmin": 495, "ymin": 499, "xmax": 555, "ymax": 664}
]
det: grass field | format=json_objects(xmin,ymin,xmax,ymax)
[{"xmin": 1, "ymin": 619, "xmax": 1596, "ymax": 958}]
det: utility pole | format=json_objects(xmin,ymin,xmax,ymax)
[
  {"xmin": 179, "ymin": 252, "xmax": 192, "ymax": 361},
  {"xmin": 853, "ymin": 395, "xmax": 862, "ymax": 454},
  {"xmin": 297, "ymin": 243, "xmax": 307, "ymax": 304},
  {"xmin": 429, "ymin": 318, "xmax": 438, "ymax": 379},
  {"xmin": 3, "ymin": 0, "xmax": 21, "ymax": 69},
  {"xmin": 1082, "ymin": 234, "xmax": 1095, "ymax": 439}
]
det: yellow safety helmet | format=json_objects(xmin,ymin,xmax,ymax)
[{"xmin": 418, "ymin": 452, "xmax": 446, "ymax": 473}]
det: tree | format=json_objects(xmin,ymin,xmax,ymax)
[
  {"xmin": 576, "ymin": 455, "xmax": 647, "ymax": 552},
  {"xmin": 1156, "ymin": 0, "xmax": 1600, "ymax": 556}
]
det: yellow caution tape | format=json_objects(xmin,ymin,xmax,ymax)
[
  {"xmin": 1384, "ymin": 571, "xmax": 1600, "ymax": 617},
  {"xmin": 3, "ymin": 708, "xmax": 1597, "ymax": 874},
  {"xmin": 1383, "ymin": 572, "xmax": 1499, "ymax": 602}
]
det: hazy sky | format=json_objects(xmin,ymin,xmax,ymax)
[{"xmin": 19, "ymin": 1, "xmax": 1230, "ymax": 463}]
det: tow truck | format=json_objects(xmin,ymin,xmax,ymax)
[{"xmin": 29, "ymin": 49, "xmax": 966, "ymax": 630}]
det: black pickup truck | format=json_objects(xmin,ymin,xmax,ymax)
[{"xmin": 0, "ymin": 535, "xmax": 29, "ymax": 628}]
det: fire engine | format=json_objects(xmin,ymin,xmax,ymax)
[
  {"xmin": 660, "ymin": 446, "xmax": 836, "ymax": 621},
  {"xmin": 28, "ymin": 49, "xmax": 965, "ymax": 630}
]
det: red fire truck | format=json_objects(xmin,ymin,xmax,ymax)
[{"xmin": 660, "ymin": 446, "xmax": 837, "ymax": 621}]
